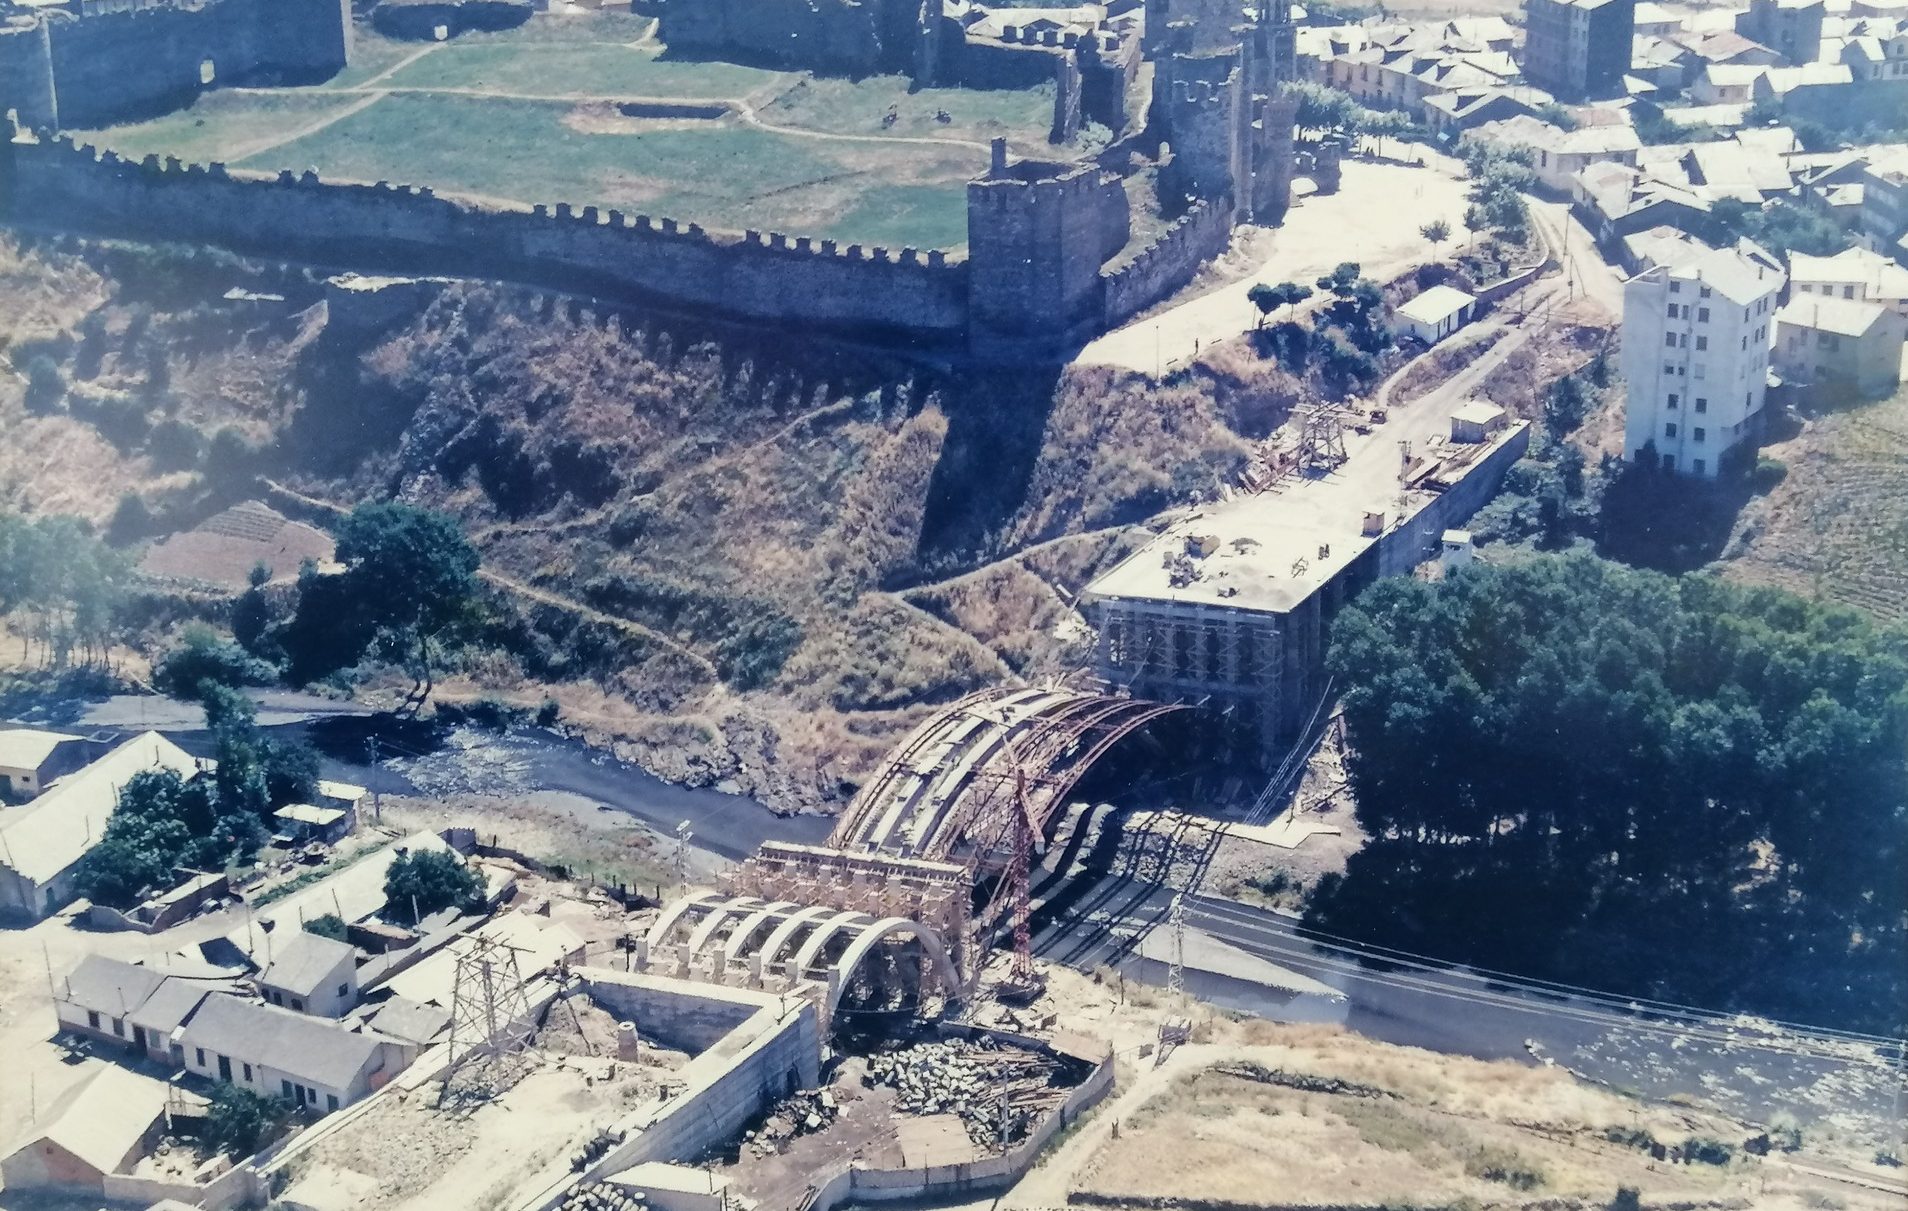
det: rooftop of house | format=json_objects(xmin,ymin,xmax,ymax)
[
  {"xmin": 0, "ymin": 727, "xmax": 81, "ymax": 773},
  {"xmin": 274, "ymin": 802, "xmax": 349, "ymax": 827},
  {"xmin": 179, "ymin": 994, "xmax": 386, "ymax": 1090},
  {"xmin": 1638, "ymin": 240, "xmax": 1787, "ymax": 304},
  {"xmin": 1777, "ymin": 294, "xmax": 1896, "ymax": 335},
  {"xmin": 1397, "ymin": 284, "xmax": 1477, "ymax": 323},
  {"xmin": 316, "ymin": 779, "xmax": 366, "ymax": 804},
  {"xmin": 258, "ymin": 931, "xmax": 357, "ymax": 997},
  {"xmin": 1789, "ymin": 245, "xmax": 1908, "ymax": 294},
  {"xmin": 57, "ymin": 954, "xmax": 168, "ymax": 1018},
  {"xmin": 1, "ymin": 1063, "xmax": 172, "ymax": 1176},
  {"xmin": 222, "ymin": 831, "xmax": 453, "ymax": 960},
  {"xmin": 0, "ymin": 732, "xmax": 204, "ymax": 885},
  {"xmin": 1672, "ymin": 28, "xmax": 1780, "ymax": 60},
  {"xmin": 356, "ymin": 995, "xmax": 451, "ymax": 1045}
]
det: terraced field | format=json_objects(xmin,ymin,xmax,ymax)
[{"xmin": 1725, "ymin": 390, "xmax": 1908, "ymax": 623}]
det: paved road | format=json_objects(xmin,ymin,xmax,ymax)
[{"xmin": 1033, "ymin": 870, "xmax": 1904, "ymax": 1150}]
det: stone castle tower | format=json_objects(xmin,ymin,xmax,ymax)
[
  {"xmin": 1149, "ymin": 0, "xmax": 1299, "ymax": 225},
  {"xmin": 966, "ymin": 138, "xmax": 1130, "ymax": 348}
]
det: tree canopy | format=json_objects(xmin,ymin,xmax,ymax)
[
  {"xmin": 1313, "ymin": 554, "xmax": 1908, "ymax": 1033},
  {"xmin": 281, "ymin": 503, "xmax": 480, "ymax": 704},
  {"xmin": 384, "ymin": 849, "xmax": 484, "ymax": 924},
  {"xmin": 0, "ymin": 511, "xmax": 129, "ymax": 668}
]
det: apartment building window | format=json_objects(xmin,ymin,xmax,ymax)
[
  {"xmin": 243, "ymin": 1063, "xmax": 253, "ymax": 1082},
  {"xmin": 1664, "ymin": 332, "xmax": 1677, "ymax": 348},
  {"xmin": 196, "ymin": 1048, "xmax": 206, "ymax": 1067},
  {"xmin": 1696, "ymin": 336, "xmax": 1708, "ymax": 350},
  {"xmin": 1700, "ymin": 285, "xmax": 1712, "ymax": 298},
  {"xmin": 1669, "ymin": 280, "xmax": 1681, "ymax": 293},
  {"xmin": 1746, "ymin": 392, "xmax": 1754, "ymax": 408},
  {"xmin": 1698, "ymin": 307, "xmax": 1710, "ymax": 322},
  {"xmin": 1694, "ymin": 458, "xmax": 1707, "ymax": 474},
  {"xmin": 1663, "ymin": 454, "xmax": 1676, "ymax": 470},
  {"xmin": 1694, "ymin": 427, "xmax": 1706, "ymax": 442},
  {"xmin": 1665, "ymin": 422, "xmax": 1679, "ymax": 438},
  {"xmin": 1663, "ymin": 361, "xmax": 1675, "ymax": 374},
  {"xmin": 1666, "ymin": 393, "xmax": 1679, "ymax": 408},
  {"xmin": 87, "ymin": 1011, "xmax": 100, "ymax": 1030},
  {"xmin": 1845, "ymin": 285, "xmax": 1856, "ymax": 298},
  {"xmin": 1679, "ymin": 333, "xmax": 1688, "ymax": 347},
  {"xmin": 111, "ymin": 1017, "xmax": 123, "ymax": 1037},
  {"xmin": 1695, "ymin": 397, "xmax": 1707, "ymax": 413}
]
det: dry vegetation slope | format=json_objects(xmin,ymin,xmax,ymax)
[
  {"xmin": 1723, "ymin": 389, "xmax": 1908, "ymax": 623},
  {"xmin": 0, "ymin": 234, "xmax": 1283, "ymax": 809},
  {"xmin": 1071, "ymin": 1034, "xmax": 1889, "ymax": 1211}
]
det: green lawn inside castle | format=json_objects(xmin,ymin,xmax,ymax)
[{"xmin": 76, "ymin": 13, "xmax": 1077, "ymax": 253}]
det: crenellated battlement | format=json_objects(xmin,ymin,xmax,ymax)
[{"xmin": 3, "ymin": 127, "xmax": 973, "ymax": 343}]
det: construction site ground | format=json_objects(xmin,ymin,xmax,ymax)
[
  {"xmin": 277, "ymin": 995, "xmax": 691, "ymax": 1211},
  {"xmin": 707, "ymin": 1057, "xmax": 906, "ymax": 1211},
  {"xmin": 1000, "ymin": 967, "xmax": 1899, "ymax": 1211}
]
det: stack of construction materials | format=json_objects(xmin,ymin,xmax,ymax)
[
  {"xmin": 866, "ymin": 1038, "xmax": 1062, "ymax": 1150},
  {"xmin": 743, "ymin": 1088, "xmax": 841, "ymax": 1155},
  {"xmin": 569, "ymin": 1126, "xmax": 629, "ymax": 1171},
  {"xmin": 559, "ymin": 1182, "xmax": 647, "ymax": 1211}
]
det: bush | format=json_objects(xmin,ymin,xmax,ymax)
[
  {"xmin": 536, "ymin": 698, "xmax": 561, "ymax": 727},
  {"xmin": 154, "ymin": 625, "xmax": 279, "ymax": 698},
  {"xmin": 1609, "ymin": 1186, "xmax": 1642, "ymax": 1211},
  {"xmin": 1683, "ymin": 1136, "xmax": 1734, "ymax": 1166},
  {"xmin": 304, "ymin": 913, "xmax": 350, "ymax": 942},
  {"xmin": 108, "ymin": 494, "xmax": 156, "ymax": 545},
  {"xmin": 1752, "ymin": 456, "xmax": 1788, "ymax": 493},
  {"xmin": 203, "ymin": 1084, "xmax": 288, "ymax": 1157}
]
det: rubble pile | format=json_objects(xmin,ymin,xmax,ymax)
[
  {"xmin": 743, "ymin": 1087, "xmax": 840, "ymax": 1156},
  {"xmin": 569, "ymin": 1126, "xmax": 628, "ymax": 1171},
  {"xmin": 865, "ymin": 1038, "xmax": 1062, "ymax": 1150},
  {"xmin": 559, "ymin": 1182, "xmax": 648, "ymax": 1211}
]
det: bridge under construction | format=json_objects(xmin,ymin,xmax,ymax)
[{"xmin": 634, "ymin": 686, "xmax": 1180, "ymax": 1022}]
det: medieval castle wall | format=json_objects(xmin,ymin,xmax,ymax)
[
  {"xmin": 0, "ymin": 132, "xmax": 970, "ymax": 339},
  {"xmin": 648, "ymin": 0, "xmax": 925, "ymax": 76},
  {"xmin": 1100, "ymin": 196, "xmax": 1230, "ymax": 327},
  {"xmin": 0, "ymin": 0, "xmax": 349, "ymax": 131}
]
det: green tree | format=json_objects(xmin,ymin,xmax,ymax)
[
  {"xmin": 384, "ymin": 849, "xmax": 484, "ymax": 924},
  {"xmin": 285, "ymin": 504, "xmax": 480, "ymax": 706},
  {"xmin": 203, "ymin": 1084, "xmax": 289, "ymax": 1157},
  {"xmin": 1420, "ymin": 219, "xmax": 1452, "ymax": 245},
  {"xmin": 155, "ymin": 625, "xmax": 279, "ymax": 699},
  {"xmin": 1314, "ymin": 554, "xmax": 1908, "ymax": 1033},
  {"xmin": 23, "ymin": 355, "xmax": 63, "ymax": 414}
]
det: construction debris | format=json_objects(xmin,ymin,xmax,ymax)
[
  {"xmin": 569, "ymin": 1126, "xmax": 629, "ymax": 1171},
  {"xmin": 743, "ymin": 1088, "xmax": 840, "ymax": 1156},
  {"xmin": 559, "ymin": 1182, "xmax": 648, "ymax": 1211},
  {"xmin": 865, "ymin": 1038, "xmax": 1063, "ymax": 1151}
]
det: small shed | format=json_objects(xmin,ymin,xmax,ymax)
[
  {"xmin": 1396, "ymin": 285, "xmax": 1478, "ymax": 345},
  {"xmin": 0, "ymin": 1064, "xmax": 171, "ymax": 1193},
  {"xmin": 273, "ymin": 803, "xmax": 353, "ymax": 845},
  {"xmin": 1450, "ymin": 401, "xmax": 1508, "ymax": 443}
]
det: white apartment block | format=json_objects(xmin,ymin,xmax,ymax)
[{"xmin": 1622, "ymin": 242, "xmax": 1785, "ymax": 479}]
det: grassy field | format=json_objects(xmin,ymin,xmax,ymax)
[
  {"xmin": 205, "ymin": 92, "xmax": 978, "ymax": 246},
  {"xmin": 378, "ymin": 41, "xmax": 795, "ymax": 100},
  {"xmin": 72, "ymin": 12, "xmax": 1082, "ymax": 249},
  {"xmin": 1724, "ymin": 388, "xmax": 1908, "ymax": 622},
  {"xmin": 74, "ymin": 91, "xmax": 370, "ymax": 163}
]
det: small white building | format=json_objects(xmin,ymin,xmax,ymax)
[
  {"xmin": 273, "ymin": 802, "xmax": 353, "ymax": 845},
  {"xmin": 1451, "ymin": 400, "xmax": 1509, "ymax": 441},
  {"xmin": 256, "ymin": 931, "xmax": 360, "ymax": 1018},
  {"xmin": 0, "ymin": 1064, "xmax": 172, "ymax": 1194},
  {"xmin": 1396, "ymin": 285, "xmax": 1479, "ymax": 344},
  {"xmin": 1774, "ymin": 295, "xmax": 1908, "ymax": 397},
  {"xmin": 0, "ymin": 728, "xmax": 91, "ymax": 802}
]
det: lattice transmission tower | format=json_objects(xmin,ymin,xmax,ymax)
[{"xmin": 438, "ymin": 937, "xmax": 538, "ymax": 1106}]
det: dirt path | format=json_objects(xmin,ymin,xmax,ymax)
[{"xmin": 221, "ymin": 90, "xmax": 391, "ymax": 163}]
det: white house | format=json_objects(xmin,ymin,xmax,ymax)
[
  {"xmin": 1621, "ymin": 238, "xmax": 1785, "ymax": 478},
  {"xmin": 0, "ymin": 729, "xmax": 92, "ymax": 802},
  {"xmin": 0, "ymin": 732, "xmax": 204, "ymax": 921},
  {"xmin": 1788, "ymin": 246, "xmax": 1908, "ymax": 312},
  {"xmin": 256, "ymin": 931, "xmax": 360, "ymax": 1018},
  {"xmin": 178, "ymin": 994, "xmax": 402, "ymax": 1115},
  {"xmin": 1396, "ymin": 285, "xmax": 1479, "ymax": 344},
  {"xmin": 1472, "ymin": 114, "xmax": 1641, "ymax": 193}
]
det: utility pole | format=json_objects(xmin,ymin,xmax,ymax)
[
  {"xmin": 674, "ymin": 820, "xmax": 693, "ymax": 893},
  {"xmin": 1166, "ymin": 891, "xmax": 1187, "ymax": 999},
  {"xmin": 366, "ymin": 736, "xmax": 382, "ymax": 823}
]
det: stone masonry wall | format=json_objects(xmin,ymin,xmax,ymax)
[
  {"xmin": 18, "ymin": 0, "xmax": 349, "ymax": 130},
  {"xmin": 0, "ymin": 23, "xmax": 57, "ymax": 131},
  {"xmin": 1101, "ymin": 196, "xmax": 1231, "ymax": 326},
  {"xmin": 653, "ymin": 0, "xmax": 914, "ymax": 75},
  {"xmin": 0, "ymin": 133, "xmax": 970, "ymax": 340}
]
